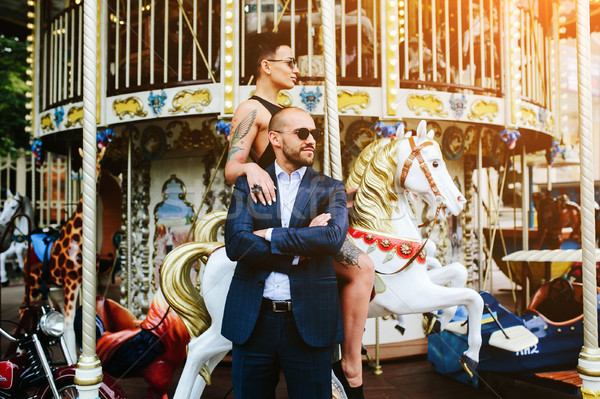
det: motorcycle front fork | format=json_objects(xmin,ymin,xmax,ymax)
[{"xmin": 32, "ymin": 334, "xmax": 61, "ymax": 399}]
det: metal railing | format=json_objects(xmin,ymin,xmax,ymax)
[
  {"xmin": 106, "ymin": 0, "xmax": 221, "ymax": 94},
  {"xmin": 40, "ymin": 3, "xmax": 83, "ymax": 111},
  {"xmin": 36, "ymin": 0, "xmax": 554, "ymax": 112},
  {"xmin": 0, "ymin": 152, "xmax": 76, "ymax": 228}
]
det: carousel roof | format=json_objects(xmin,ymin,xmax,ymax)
[{"xmin": 0, "ymin": 0, "xmax": 27, "ymax": 39}]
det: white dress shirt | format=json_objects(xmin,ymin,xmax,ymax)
[{"xmin": 262, "ymin": 161, "xmax": 306, "ymax": 300}]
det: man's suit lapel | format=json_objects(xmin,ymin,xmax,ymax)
[
  {"xmin": 289, "ymin": 167, "xmax": 320, "ymax": 228},
  {"xmin": 265, "ymin": 164, "xmax": 281, "ymax": 225}
]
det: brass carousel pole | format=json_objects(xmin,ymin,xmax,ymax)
[
  {"xmin": 75, "ymin": 0, "xmax": 102, "ymax": 395},
  {"xmin": 575, "ymin": 0, "xmax": 600, "ymax": 396}
]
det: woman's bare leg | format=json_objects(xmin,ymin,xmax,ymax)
[{"xmin": 334, "ymin": 238, "xmax": 374, "ymax": 388}]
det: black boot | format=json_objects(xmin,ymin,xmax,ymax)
[{"xmin": 332, "ymin": 360, "xmax": 365, "ymax": 399}]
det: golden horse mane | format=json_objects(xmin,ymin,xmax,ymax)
[
  {"xmin": 345, "ymin": 138, "xmax": 389, "ymax": 189},
  {"xmin": 350, "ymin": 138, "xmax": 403, "ymax": 234}
]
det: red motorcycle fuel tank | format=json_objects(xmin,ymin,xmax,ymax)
[{"xmin": 0, "ymin": 361, "xmax": 17, "ymax": 390}]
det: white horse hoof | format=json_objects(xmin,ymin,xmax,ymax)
[{"xmin": 459, "ymin": 354, "xmax": 478, "ymax": 378}]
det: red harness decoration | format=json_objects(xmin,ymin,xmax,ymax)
[{"xmin": 348, "ymin": 228, "xmax": 427, "ymax": 265}]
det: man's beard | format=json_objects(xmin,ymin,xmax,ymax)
[{"xmin": 282, "ymin": 140, "xmax": 314, "ymax": 168}]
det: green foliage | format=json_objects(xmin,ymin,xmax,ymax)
[{"xmin": 0, "ymin": 35, "xmax": 29, "ymax": 156}]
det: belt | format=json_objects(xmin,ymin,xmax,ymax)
[{"xmin": 261, "ymin": 297, "xmax": 292, "ymax": 313}]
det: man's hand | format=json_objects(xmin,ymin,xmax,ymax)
[
  {"xmin": 309, "ymin": 213, "xmax": 331, "ymax": 227},
  {"xmin": 245, "ymin": 163, "xmax": 277, "ymax": 206},
  {"xmin": 253, "ymin": 229, "xmax": 268, "ymax": 238}
]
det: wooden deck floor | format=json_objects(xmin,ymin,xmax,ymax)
[{"xmin": 0, "ymin": 276, "xmax": 582, "ymax": 398}]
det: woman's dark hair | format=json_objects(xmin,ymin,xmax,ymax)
[{"xmin": 246, "ymin": 32, "xmax": 289, "ymax": 78}]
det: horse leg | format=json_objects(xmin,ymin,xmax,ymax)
[
  {"xmin": 0, "ymin": 243, "xmax": 17, "ymax": 285},
  {"xmin": 427, "ymin": 263, "xmax": 468, "ymax": 330},
  {"xmin": 381, "ymin": 283, "xmax": 483, "ymax": 376},
  {"xmin": 189, "ymin": 340, "xmax": 232, "ymax": 398},
  {"xmin": 0, "ymin": 250, "xmax": 8, "ymax": 285},
  {"xmin": 15, "ymin": 243, "xmax": 25, "ymax": 272},
  {"xmin": 173, "ymin": 325, "xmax": 232, "ymax": 399}
]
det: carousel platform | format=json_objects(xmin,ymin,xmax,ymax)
[{"xmin": 0, "ymin": 272, "xmax": 582, "ymax": 398}]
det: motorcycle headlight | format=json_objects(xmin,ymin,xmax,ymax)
[{"xmin": 39, "ymin": 310, "xmax": 65, "ymax": 338}]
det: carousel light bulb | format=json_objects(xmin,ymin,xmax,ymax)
[
  {"xmin": 225, "ymin": 70, "xmax": 232, "ymax": 77},
  {"xmin": 225, "ymin": 85, "xmax": 232, "ymax": 93},
  {"xmin": 225, "ymin": 26, "xmax": 232, "ymax": 34},
  {"xmin": 225, "ymin": 101, "xmax": 233, "ymax": 108}
]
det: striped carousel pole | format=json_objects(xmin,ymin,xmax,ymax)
[
  {"xmin": 75, "ymin": 0, "xmax": 102, "ymax": 395},
  {"xmin": 575, "ymin": 0, "xmax": 600, "ymax": 397},
  {"xmin": 320, "ymin": 0, "xmax": 343, "ymax": 179}
]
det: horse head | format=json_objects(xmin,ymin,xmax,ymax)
[
  {"xmin": 351, "ymin": 121, "xmax": 465, "ymax": 236},
  {"xmin": 397, "ymin": 120, "xmax": 466, "ymax": 219}
]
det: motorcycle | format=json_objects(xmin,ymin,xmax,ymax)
[{"xmin": 0, "ymin": 304, "xmax": 126, "ymax": 399}]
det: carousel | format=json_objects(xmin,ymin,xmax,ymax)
[{"xmin": 0, "ymin": 0, "xmax": 599, "ymax": 398}]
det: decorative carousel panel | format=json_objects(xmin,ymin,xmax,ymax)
[
  {"xmin": 406, "ymin": 94, "xmax": 448, "ymax": 117},
  {"xmin": 106, "ymin": 84, "xmax": 222, "ymax": 124},
  {"xmin": 113, "ymin": 96, "xmax": 148, "ymax": 120},
  {"xmin": 441, "ymin": 126, "xmax": 465, "ymax": 161},
  {"xmin": 168, "ymin": 88, "xmax": 212, "ymax": 114},
  {"xmin": 467, "ymin": 99, "xmax": 499, "ymax": 122},
  {"xmin": 337, "ymin": 89, "xmax": 370, "ymax": 114},
  {"xmin": 65, "ymin": 105, "xmax": 83, "ymax": 128},
  {"xmin": 40, "ymin": 113, "xmax": 55, "ymax": 132},
  {"xmin": 152, "ymin": 175, "xmax": 195, "ymax": 287}
]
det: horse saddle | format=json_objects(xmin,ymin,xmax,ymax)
[{"xmin": 31, "ymin": 231, "xmax": 58, "ymax": 263}]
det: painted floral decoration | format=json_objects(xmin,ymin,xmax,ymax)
[
  {"xmin": 54, "ymin": 106, "xmax": 64, "ymax": 127},
  {"xmin": 97, "ymin": 128, "xmax": 115, "ymax": 149},
  {"xmin": 449, "ymin": 94, "xmax": 467, "ymax": 119},
  {"xmin": 31, "ymin": 139, "xmax": 44, "ymax": 166},
  {"xmin": 216, "ymin": 120, "xmax": 232, "ymax": 141},
  {"xmin": 300, "ymin": 87, "xmax": 322, "ymax": 112},
  {"xmin": 148, "ymin": 91, "xmax": 168, "ymax": 116},
  {"xmin": 499, "ymin": 129, "xmax": 520, "ymax": 150}
]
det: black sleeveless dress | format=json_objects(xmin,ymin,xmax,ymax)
[{"xmin": 250, "ymin": 95, "xmax": 282, "ymax": 169}]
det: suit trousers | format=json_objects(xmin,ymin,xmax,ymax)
[{"xmin": 232, "ymin": 305, "xmax": 333, "ymax": 399}]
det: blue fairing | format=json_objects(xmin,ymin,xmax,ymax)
[{"xmin": 428, "ymin": 290, "xmax": 598, "ymax": 384}]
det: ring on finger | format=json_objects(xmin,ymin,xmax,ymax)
[{"xmin": 251, "ymin": 184, "xmax": 263, "ymax": 195}]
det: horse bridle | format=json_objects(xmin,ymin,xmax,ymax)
[
  {"xmin": 376, "ymin": 137, "xmax": 446, "ymax": 275},
  {"xmin": 6, "ymin": 196, "xmax": 26, "ymax": 236}
]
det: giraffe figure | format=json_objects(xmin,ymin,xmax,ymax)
[{"xmin": 25, "ymin": 142, "xmax": 121, "ymax": 358}]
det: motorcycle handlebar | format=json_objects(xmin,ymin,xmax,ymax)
[{"xmin": 0, "ymin": 327, "xmax": 18, "ymax": 343}]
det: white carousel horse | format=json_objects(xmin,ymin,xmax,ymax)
[
  {"xmin": 346, "ymin": 129, "xmax": 469, "ymax": 338},
  {"xmin": 0, "ymin": 191, "xmax": 33, "ymax": 286},
  {"xmin": 160, "ymin": 121, "xmax": 483, "ymax": 398},
  {"xmin": 346, "ymin": 121, "xmax": 482, "ymax": 375}
]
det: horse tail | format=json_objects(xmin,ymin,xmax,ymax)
[
  {"xmin": 159, "ymin": 242, "xmax": 224, "ymax": 338},
  {"xmin": 193, "ymin": 211, "xmax": 227, "ymax": 243}
]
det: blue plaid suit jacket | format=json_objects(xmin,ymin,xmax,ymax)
[{"xmin": 222, "ymin": 164, "xmax": 347, "ymax": 348}]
